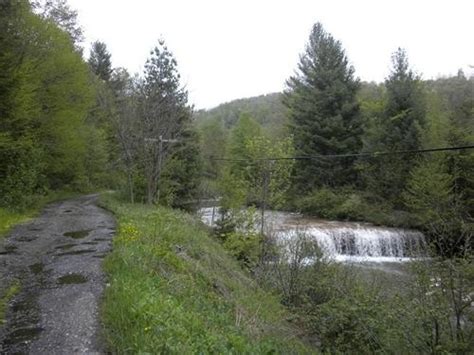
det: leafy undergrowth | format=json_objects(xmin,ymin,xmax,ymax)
[{"xmin": 100, "ymin": 194, "xmax": 313, "ymax": 354}]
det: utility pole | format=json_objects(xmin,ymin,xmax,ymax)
[
  {"xmin": 260, "ymin": 168, "xmax": 269, "ymax": 237},
  {"xmin": 157, "ymin": 135, "xmax": 164, "ymax": 182},
  {"xmin": 156, "ymin": 135, "xmax": 179, "ymax": 203},
  {"xmin": 144, "ymin": 135, "xmax": 179, "ymax": 204},
  {"xmin": 260, "ymin": 159, "xmax": 273, "ymax": 264}
]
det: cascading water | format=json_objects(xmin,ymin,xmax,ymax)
[
  {"xmin": 199, "ymin": 207, "xmax": 427, "ymax": 262},
  {"xmin": 276, "ymin": 227, "xmax": 426, "ymax": 262}
]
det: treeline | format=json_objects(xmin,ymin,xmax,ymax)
[
  {"xmin": 0, "ymin": 0, "xmax": 101, "ymax": 208},
  {"xmin": 0, "ymin": 0, "xmax": 200, "ymax": 211},
  {"xmin": 197, "ymin": 22, "xmax": 473, "ymax": 258},
  {"xmin": 195, "ymin": 93, "xmax": 289, "ymax": 137}
]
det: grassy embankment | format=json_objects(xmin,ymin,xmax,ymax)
[{"xmin": 100, "ymin": 194, "xmax": 313, "ymax": 354}]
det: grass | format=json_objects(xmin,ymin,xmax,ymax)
[
  {"xmin": 0, "ymin": 209, "xmax": 32, "ymax": 239},
  {"xmin": 0, "ymin": 281, "xmax": 20, "ymax": 325},
  {"xmin": 100, "ymin": 193, "xmax": 314, "ymax": 354}
]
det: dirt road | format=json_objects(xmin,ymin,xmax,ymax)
[{"xmin": 0, "ymin": 195, "xmax": 116, "ymax": 354}]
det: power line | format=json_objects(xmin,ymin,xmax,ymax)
[{"xmin": 208, "ymin": 145, "xmax": 474, "ymax": 162}]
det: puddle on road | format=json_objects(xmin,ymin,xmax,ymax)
[
  {"xmin": 0, "ymin": 245, "xmax": 17, "ymax": 255},
  {"xmin": 16, "ymin": 235, "xmax": 37, "ymax": 242},
  {"xmin": 57, "ymin": 249, "xmax": 96, "ymax": 256},
  {"xmin": 64, "ymin": 229, "xmax": 91, "ymax": 239},
  {"xmin": 28, "ymin": 226, "xmax": 43, "ymax": 231},
  {"xmin": 1, "ymin": 266, "xmax": 48, "ymax": 353},
  {"xmin": 29, "ymin": 263, "xmax": 44, "ymax": 275},
  {"xmin": 55, "ymin": 243, "xmax": 76, "ymax": 250},
  {"xmin": 57, "ymin": 273, "xmax": 87, "ymax": 285}
]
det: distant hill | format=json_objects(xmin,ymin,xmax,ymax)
[{"xmin": 194, "ymin": 93, "xmax": 289, "ymax": 136}]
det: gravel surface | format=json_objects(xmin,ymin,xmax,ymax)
[{"xmin": 0, "ymin": 195, "xmax": 116, "ymax": 354}]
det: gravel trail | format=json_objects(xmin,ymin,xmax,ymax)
[{"xmin": 0, "ymin": 194, "xmax": 116, "ymax": 354}]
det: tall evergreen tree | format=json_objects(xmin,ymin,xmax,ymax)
[
  {"xmin": 284, "ymin": 22, "xmax": 362, "ymax": 192},
  {"xmin": 383, "ymin": 48, "xmax": 425, "ymax": 152},
  {"xmin": 88, "ymin": 41, "xmax": 113, "ymax": 81},
  {"xmin": 363, "ymin": 48, "xmax": 426, "ymax": 206},
  {"xmin": 160, "ymin": 125, "xmax": 202, "ymax": 210},
  {"xmin": 430, "ymin": 71, "xmax": 474, "ymax": 219},
  {"xmin": 138, "ymin": 40, "xmax": 193, "ymax": 204}
]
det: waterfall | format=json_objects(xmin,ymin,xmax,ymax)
[
  {"xmin": 277, "ymin": 227, "xmax": 426, "ymax": 262},
  {"xmin": 198, "ymin": 207, "xmax": 427, "ymax": 262}
]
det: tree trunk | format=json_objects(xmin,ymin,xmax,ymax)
[{"xmin": 127, "ymin": 170, "xmax": 134, "ymax": 204}]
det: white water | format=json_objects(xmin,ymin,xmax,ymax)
[{"xmin": 199, "ymin": 207, "xmax": 426, "ymax": 263}]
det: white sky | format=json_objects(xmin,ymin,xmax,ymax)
[{"xmin": 68, "ymin": 0, "xmax": 474, "ymax": 109}]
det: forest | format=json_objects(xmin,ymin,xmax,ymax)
[{"xmin": 1, "ymin": 0, "xmax": 473, "ymax": 353}]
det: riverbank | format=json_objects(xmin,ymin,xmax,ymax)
[{"xmin": 99, "ymin": 194, "xmax": 313, "ymax": 353}]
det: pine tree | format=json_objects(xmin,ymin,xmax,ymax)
[
  {"xmin": 138, "ymin": 40, "xmax": 191, "ymax": 204},
  {"xmin": 436, "ymin": 71, "xmax": 474, "ymax": 220},
  {"xmin": 383, "ymin": 48, "xmax": 425, "ymax": 152},
  {"xmin": 88, "ymin": 41, "xmax": 113, "ymax": 81},
  {"xmin": 364, "ymin": 48, "xmax": 426, "ymax": 206},
  {"xmin": 284, "ymin": 22, "xmax": 362, "ymax": 192},
  {"xmin": 160, "ymin": 125, "xmax": 202, "ymax": 210}
]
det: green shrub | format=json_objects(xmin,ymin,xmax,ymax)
[
  {"xmin": 223, "ymin": 231, "xmax": 261, "ymax": 269},
  {"xmin": 298, "ymin": 187, "xmax": 344, "ymax": 219},
  {"xmin": 214, "ymin": 207, "xmax": 263, "ymax": 270},
  {"xmin": 295, "ymin": 187, "xmax": 421, "ymax": 228},
  {"xmin": 0, "ymin": 143, "xmax": 45, "ymax": 210},
  {"xmin": 310, "ymin": 285, "xmax": 387, "ymax": 354},
  {"xmin": 268, "ymin": 255, "xmax": 474, "ymax": 354},
  {"xmin": 334, "ymin": 193, "xmax": 367, "ymax": 220},
  {"xmin": 297, "ymin": 188, "xmax": 371, "ymax": 220}
]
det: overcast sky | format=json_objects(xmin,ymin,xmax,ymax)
[{"xmin": 68, "ymin": 0, "xmax": 473, "ymax": 109}]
